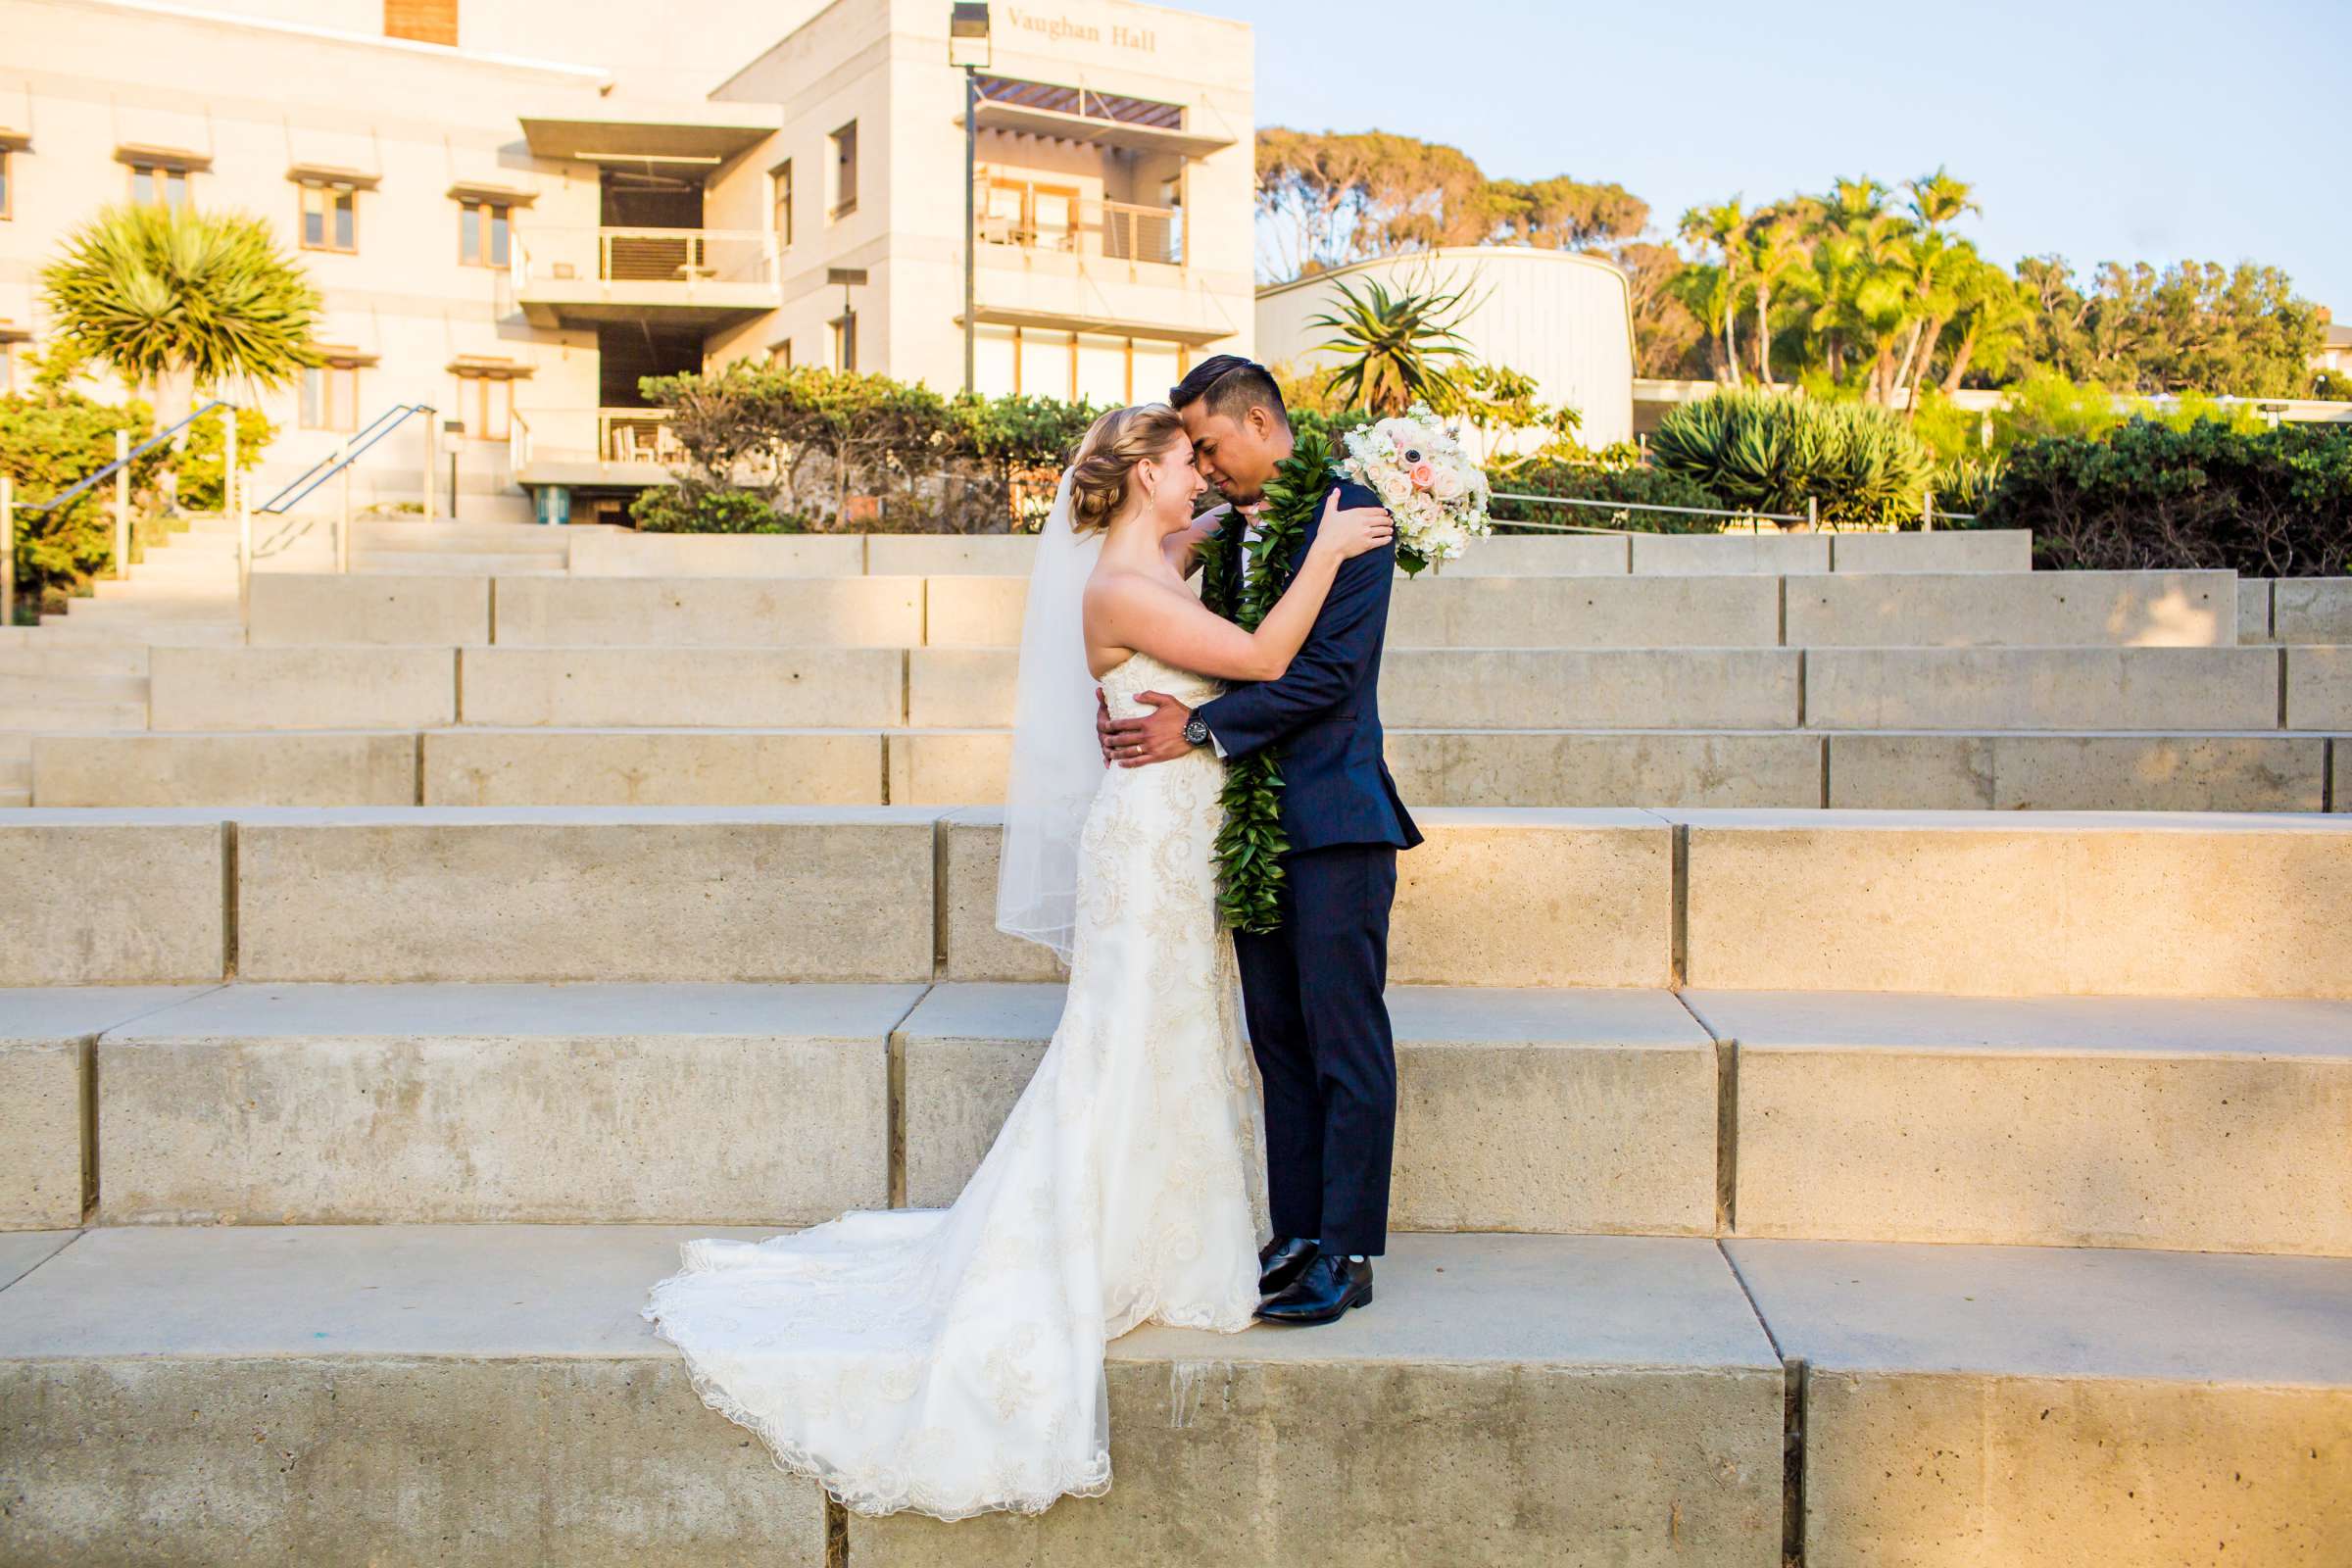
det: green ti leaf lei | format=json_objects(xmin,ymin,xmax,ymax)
[{"xmin": 1199, "ymin": 427, "xmax": 1336, "ymax": 935}]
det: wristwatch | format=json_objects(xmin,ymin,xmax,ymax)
[{"xmin": 1183, "ymin": 714, "xmax": 1211, "ymax": 747}]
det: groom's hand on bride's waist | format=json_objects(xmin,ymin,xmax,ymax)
[{"xmin": 1104, "ymin": 690, "xmax": 1198, "ymax": 767}]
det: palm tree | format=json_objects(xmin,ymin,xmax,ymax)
[
  {"xmin": 1891, "ymin": 170, "xmax": 1980, "ymax": 416},
  {"xmin": 1305, "ymin": 273, "xmax": 1477, "ymax": 416},
  {"xmin": 1678, "ymin": 201, "xmax": 1746, "ymax": 387},
  {"xmin": 41, "ymin": 203, "xmax": 320, "ymax": 439},
  {"xmin": 1742, "ymin": 206, "xmax": 1809, "ymax": 388},
  {"xmin": 1939, "ymin": 259, "xmax": 2033, "ymax": 393}
]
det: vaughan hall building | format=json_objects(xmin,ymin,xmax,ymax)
[{"xmin": 0, "ymin": 0, "xmax": 1255, "ymax": 522}]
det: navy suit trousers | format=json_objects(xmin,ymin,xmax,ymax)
[{"xmin": 1233, "ymin": 842, "xmax": 1398, "ymax": 1258}]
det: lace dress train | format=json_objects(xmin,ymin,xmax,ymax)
[{"xmin": 643, "ymin": 652, "xmax": 1266, "ymax": 1520}]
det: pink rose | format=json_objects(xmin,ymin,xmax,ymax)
[{"xmin": 1409, "ymin": 462, "xmax": 1435, "ymax": 488}]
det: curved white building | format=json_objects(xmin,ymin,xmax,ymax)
[{"xmin": 1254, "ymin": 246, "xmax": 1635, "ymax": 450}]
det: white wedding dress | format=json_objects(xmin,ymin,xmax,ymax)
[{"xmin": 643, "ymin": 649, "xmax": 1268, "ymax": 1520}]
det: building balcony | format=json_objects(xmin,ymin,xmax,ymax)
[
  {"xmin": 516, "ymin": 100, "xmax": 782, "ymax": 166},
  {"xmin": 971, "ymin": 203, "xmax": 1235, "ymax": 344},
  {"xmin": 511, "ymin": 407, "xmax": 684, "ymax": 488},
  {"xmin": 968, "ymin": 76, "xmax": 1234, "ymax": 159},
  {"xmin": 511, "ymin": 228, "xmax": 780, "ymax": 328}
]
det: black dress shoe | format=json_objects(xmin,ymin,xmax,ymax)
[
  {"xmin": 1257, "ymin": 1235, "xmax": 1320, "ymax": 1297},
  {"xmin": 1253, "ymin": 1253, "xmax": 1372, "ymax": 1325}
]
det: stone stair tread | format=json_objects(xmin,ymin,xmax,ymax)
[
  {"xmin": 1684, "ymin": 988, "xmax": 2352, "ymax": 1059},
  {"xmin": 3, "ymin": 1224, "xmax": 2342, "ymax": 1387},
  {"xmin": 903, "ymin": 980, "xmax": 1714, "ymax": 1052},
  {"xmin": 1725, "ymin": 1237, "xmax": 2352, "ymax": 1384},
  {"xmin": 0, "ymin": 1224, "xmax": 1749, "ymax": 1373},
  {"xmin": 90, "ymin": 979, "xmax": 928, "ymax": 1040}
]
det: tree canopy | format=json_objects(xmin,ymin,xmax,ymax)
[{"xmin": 1253, "ymin": 131, "xmax": 2334, "ymax": 402}]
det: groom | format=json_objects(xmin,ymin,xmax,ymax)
[{"xmin": 1102, "ymin": 355, "xmax": 1422, "ymax": 1326}]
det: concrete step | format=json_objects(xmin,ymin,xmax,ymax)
[
  {"xmin": 920, "ymin": 569, "xmax": 2238, "ymax": 651},
  {"xmin": 350, "ymin": 551, "xmax": 571, "ymax": 575},
  {"xmin": 0, "ymin": 643, "xmax": 152, "ymax": 677},
  {"xmin": 31, "ymin": 731, "xmax": 420, "ymax": 808},
  {"xmin": 461, "ymin": 647, "xmax": 904, "ymax": 728},
  {"xmin": 27, "ymin": 724, "xmax": 2340, "ymax": 815},
  {"xmin": 74, "ymin": 982, "xmax": 927, "ymax": 1227},
  {"xmin": 0, "ymin": 1226, "xmax": 2340, "ymax": 1565},
  {"xmin": 0, "ymin": 699, "xmax": 148, "ymax": 730},
  {"xmin": 4, "ymin": 808, "xmax": 2346, "ymax": 998},
  {"xmin": 0, "ymin": 671, "xmax": 147, "ymax": 705},
  {"xmin": 23, "ymin": 619, "xmax": 242, "ymax": 648},
  {"xmin": 903, "ymin": 983, "xmax": 2352, "ymax": 1254},
  {"xmin": 907, "ymin": 644, "xmax": 2319, "ymax": 732},
  {"xmin": 149, "ymin": 646, "xmax": 457, "ymax": 731},
  {"xmin": 119, "ymin": 640, "xmax": 2352, "ymax": 737}
]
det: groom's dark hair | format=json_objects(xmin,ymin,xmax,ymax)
[{"xmin": 1170, "ymin": 355, "xmax": 1289, "ymax": 432}]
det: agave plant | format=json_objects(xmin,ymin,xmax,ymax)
[
  {"xmin": 1305, "ymin": 274, "xmax": 1477, "ymax": 416},
  {"xmin": 41, "ymin": 203, "xmax": 321, "ymax": 430},
  {"xmin": 1648, "ymin": 389, "xmax": 1936, "ymax": 528}
]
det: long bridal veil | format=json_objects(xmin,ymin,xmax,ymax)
[{"xmin": 994, "ymin": 466, "xmax": 1103, "ymax": 961}]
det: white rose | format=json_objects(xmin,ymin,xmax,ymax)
[
  {"xmin": 1430, "ymin": 466, "xmax": 1465, "ymax": 502},
  {"xmin": 1375, "ymin": 468, "xmax": 1412, "ymax": 508}
]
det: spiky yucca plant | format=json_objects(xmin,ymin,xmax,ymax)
[
  {"xmin": 1305, "ymin": 274, "xmax": 1476, "ymax": 416},
  {"xmin": 1648, "ymin": 389, "xmax": 1935, "ymax": 528},
  {"xmin": 41, "ymin": 203, "xmax": 321, "ymax": 428}
]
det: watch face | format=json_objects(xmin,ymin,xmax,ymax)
[{"xmin": 1185, "ymin": 717, "xmax": 1209, "ymax": 745}]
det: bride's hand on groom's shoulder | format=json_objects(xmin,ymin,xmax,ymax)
[{"xmin": 1314, "ymin": 492, "xmax": 1396, "ymax": 562}]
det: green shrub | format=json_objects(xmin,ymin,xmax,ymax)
[
  {"xmin": 1489, "ymin": 460, "xmax": 1727, "ymax": 534},
  {"xmin": 1979, "ymin": 417, "xmax": 2352, "ymax": 576},
  {"xmin": 1, "ymin": 388, "xmax": 163, "ymax": 604},
  {"xmin": 629, "ymin": 484, "xmax": 807, "ymax": 534},
  {"xmin": 1647, "ymin": 389, "xmax": 1936, "ymax": 528},
  {"xmin": 176, "ymin": 405, "xmax": 275, "ymax": 512}
]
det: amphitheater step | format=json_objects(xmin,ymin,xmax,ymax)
[
  {"xmin": 14, "ymin": 981, "xmax": 2342, "ymax": 1250},
  {"xmin": 1687, "ymin": 989, "xmax": 2352, "ymax": 1253},
  {"xmin": 1, "ymin": 1227, "xmax": 2340, "ymax": 1566},
  {"xmin": 0, "ymin": 984, "xmax": 218, "ymax": 1227},
  {"xmin": 1724, "ymin": 1238, "xmax": 2352, "ymax": 1567},
  {"xmin": 6, "ymin": 807, "xmax": 2347, "ymax": 995},
  {"xmin": 19, "ymin": 725, "xmax": 2344, "ymax": 813},
  {"xmin": 914, "ymin": 569, "xmax": 2238, "ymax": 651},
  {"xmin": 104, "ymin": 639, "xmax": 2352, "ymax": 737},
  {"xmin": 79, "ymin": 982, "xmax": 926, "ymax": 1226},
  {"xmin": 0, "ymin": 642, "xmax": 154, "ymax": 676},
  {"xmin": 0, "ymin": 1226, "xmax": 1788, "ymax": 1566}
]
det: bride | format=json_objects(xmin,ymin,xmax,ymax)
[{"xmin": 643, "ymin": 404, "xmax": 1394, "ymax": 1520}]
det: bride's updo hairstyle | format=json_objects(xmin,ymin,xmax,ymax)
[{"xmin": 1067, "ymin": 403, "xmax": 1186, "ymax": 533}]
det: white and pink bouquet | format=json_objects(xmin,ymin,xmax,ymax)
[{"xmin": 1334, "ymin": 406, "xmax": 1492, "ymax": 575}]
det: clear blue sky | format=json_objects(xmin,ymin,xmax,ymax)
[{"xmin": 1186, "ymin": 0, "xmax": 2351, "ymax": 313}]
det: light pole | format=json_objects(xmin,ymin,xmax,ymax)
[{"xmin": 949, "ymin": 2, "xmax": 991, "ymax": 396}]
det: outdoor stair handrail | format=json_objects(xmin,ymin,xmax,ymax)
[
  {"xmin": 259, "ymin": 403, "xmax": 435, "ymax": 514},
  {"xmin": 22, "ymin": 398, "xmax": 232, "ymax": 514}
]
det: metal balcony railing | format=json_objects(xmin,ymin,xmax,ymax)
[
  {"xmin": 978, "ymin": 199, "xmax": 1183, "ymax": 268},
  {"xmin": 511, "ymin": 407, "xmax": 683, "ymax": 472},
  {"xmin": 511, "ymin": 227, "xmax": 778, "ymax": 290}
]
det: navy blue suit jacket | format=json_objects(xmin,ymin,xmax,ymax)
[{"xmin": 1194, "ymin": 476, "xmax": 1423, "ymax": 855}]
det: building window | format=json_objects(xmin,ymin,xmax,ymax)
[
  {"xmin": 0, "ymin": 150, "xmax": 11, "ymax": 220},
  {"xmin": 458, "ymin": 199, "xmax": 510, "ymax": 268},
  {"xmin": 829, "ymin": 122, "xmax": 858, "ymax": 220},
  {"xmin": 829, "ymin": 312, "xmax": 857, "ymax": 372},
  {"xmin": 0, "ymin": 341, "xmax": 15, "ymax": 394},
  {"xmin": 384, "ymin": 0, "xmax": 458, "ymax": 46},
  {"xmin": 768, "ymin": 339, "xmax": 793, "ymax": 369},
  {"xmin": 301, "ymin": 361, "xmax": 361, "ymax": 430},
  {"xmin": 454, "ymin": 371, "xmax": 511, "ymax": 440},
  {"xmin": 129, "ymin": 162, "xmax": 190, "ymax": 211},
  {"xmin": 300, "ymin": 182, "xmax": 358, "ymax": 252},
  {"xmin": 982, "ymin": 178, "xmax": 1079, "ymax": 252},
  {"xmin": 771, "ymin": 160, "xmax": 793, "ymax": 246}
]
